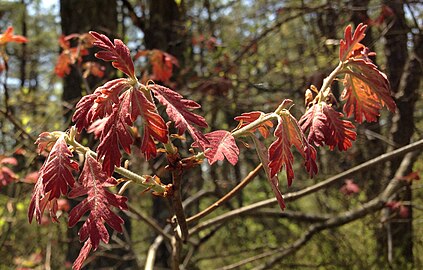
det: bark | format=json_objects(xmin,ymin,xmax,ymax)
[{"xmin": 381, "ymin": 1, "xmax": 422, "ymax": 267}]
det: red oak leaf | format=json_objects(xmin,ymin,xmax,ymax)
[
  {"xmin": 72, "ymin": 92, "xmax": 101, "ymax": 132},
  {"xmin": 339, "ymin": 23, "xmax": 367, "ymax": 61},
  {"xmin": 90, "ymin": 31, "xmax": 135, "ymax": 78},
  {"xmin": 234, "ymin": 111, "xmax": 273, "ymax": 138},
  {"xmin": 340, "ymin": 179, "xmax": 360, "ymax": 195},
  {"xmin": 0, "ymin": 162, "xmax": 17, "ymax": 189},
  {"xmin": 128, "ymin": 88, "xmax": 168, "ymax": 159},
  {"xmin": 92, "ymin": 78, "xmax": 131, "ymax": 120},
  {"xmin": 96, "ymin": 103, "xmax": 133, "ymax": 176},
  {"xmin": 251, "ymin": 135, "xmax": 286, "ymax": 210},
  {"xmin": 299, "ymin": 102, "xmax": 356, "ymax": 151},
  {"xmin": 203, "ymin": 130, "xmax": 239, "ymax": 165},
  {"xmin": 149, "ymin": 49, "xmax": 179, "ymax": 82},
  {"xmin": 342, "ymin": 59, "xmax": 396, "ymax": 123},
  {"xmin": 68, "ymin": 154, "xmax": 128, "ymax": 270},
  {"xmin": 72, "ymin": 78, "xmax": 130, "ymax": 132},
  {"xmin": 73, "ymin": 240, "xmax": 92, "ymax": 270},
  {"xmin": 82, "ymin": 61, "xmax": 105, "ymax": 78},
  {"xmin": 55, "ymin": 47, "xmax": 88, "ymax": 78},
  {"xmin": 268, "ymin": 100, "xmax": 318, "ymax": 186},
  {"xmin": 0, "ymin": 26, "xmax": 28, "ymax": 45},
  {"xmin": 29, "ymin": 136, "xmax": 79, "ymax": 223},
  {"xmin": 149, "ymin": 84, "xmax": 209, "ymax": 149}
]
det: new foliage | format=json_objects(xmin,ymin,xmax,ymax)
[{"xmin": 27, "ymin": 24, "xmax": 395, "ymax": 269}]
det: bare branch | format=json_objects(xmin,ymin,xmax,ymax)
[
  {"xmin": 126, "ymin": 204, "xmax": 172, "ymax": 242},
  {"xmin": 187, "ymin": 164, "xmax": 263, "ymax": 224},
  {"xmin": 190, "ymin": 139, "xmax": 423, "ymax": 235}
]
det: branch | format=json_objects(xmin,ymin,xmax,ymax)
[
  {"xmin": 186, "ymin": 163, "xmax": 263, "ymax": 224},
  {"xmin": 126, "ymin": 204, "xmax": 172, "ymax": 242},
  {"xmin": 220, "ymin": 152, "xmax": 417, "ymax": 270},
  {"xmin": 190, "ymin": 139, "xmax": 423, "ymax": 235},
  {"xmin": 169, "ymin": 169, "xmax": 189, "ymax": 242}
]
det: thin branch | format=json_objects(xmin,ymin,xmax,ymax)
[
  {"xmin": 224, "ymin": 153, "xmax": 416, "ymax": 270},
  {"xmin": 144, "ymin": 225, "xmax": 171, "ymax": 270},
  {"xmin": 169, "ymin": 169, "xmax": 189, "ymax": 242},
  {"xmin": 126, "ymin": 204, "xmax": 172, "ymax": 242},
  {"xmin": 190, "ymin": 139, "xmax": 423, "ymax": 235},
  {"xmin": 187, "ymin": 163, "xmax": 263, "ymax": 224}
]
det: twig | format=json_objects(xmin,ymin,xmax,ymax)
[
  {"xmin": 126, "ymin": 204, "xmax": 172, "ymax": 242},
  {"xmin": 190, "ymin": 139, "xmax": 423, "ymax": 235},
  {"xmin": 186, "ymin": 164, "xmax": 263, "ymax": 224},
  {"xmin": 225, "ymin": 153, "xmax": 417, "ymax": 270},
  {"xmin": 144, "ymin": 226, "xmax": 171, "ymax": 270},
  {"xmin": 169, "ymin": 169, "xmax": 189, "ymax": 242}
]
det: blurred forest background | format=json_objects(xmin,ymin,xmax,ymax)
[{"xmin": 0, "ymin": 0, "xmax": 423, "ymax": 269}]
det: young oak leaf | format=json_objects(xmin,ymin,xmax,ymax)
[
  {"xmin": 339, "ymin": 23, "xmax": 367, "ymax": 62},
  {"xmin": 299, "ymin": 102, "xmax": 356, "ymax": 151},
  {"xmin": 251, "ymin": 135, "xmax": 286, "ymax": 210},
  {"xmin": 68, "ymin": 154, "xmax": 128, "ymax": 270},
  {"xmin": 128, "ymin": 87, "xmax": 168, "ymax": 159},
  {"xmin": 203, "ymin": 130, "xmax": 239, "ymax": 165},
  {"xmin": 149, "ymin": 84, "xmax": 209, "ymax": 149},
  {"xmin": 342, "ymin": 59, "xmax": 396, "ymax": 123},
  {"xmin": 72, "ymin": 78, "xmax": 130, "ymax": 132},
  {"xmin": 96, "ymin": 102, "xmax": 133, "ymax": 176},
  {"xmin": 90, "ymin": 31, "xmax": 135, "ymax": 78},
  {"xmin": 234, "ymin": 111, "xmax": 274, "ymax": 138},
  {"xmin": 268, "ymin": 109, "xmax": 317, "ymax": 186},
  {"xmin": 28, "ymin": 136, "xmax": 79, "ymax": 223},
  {"xmin": 149, "ymin": 49, "xmax": 179, "ymax": 82},
  {"xmin": 0, "ymin": 26, "xmax": 28, "ymax": 45},
  {"xmin": 0, "ymin": 156, "xmax": 18, "ymax": 189}
]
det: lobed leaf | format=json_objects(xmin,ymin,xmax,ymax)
[
  {"xmin": 90, "ymin": 31, "xmax": 135, "ymax": 78},
  {"xmin": 128, "ymin": 88, "xmax": 168, "ymax": 159},
  {"xmin": 299, "ymin": 102, "xmax": 356, "ymax": 151},
  {"xmin": 268, "ymin": 109, "xmax": 318, "ymax": 186},
  {"xmin": 339, "ymin": 23, "xmax": 367, "ymax": 61},
  {"xmin": 29, "ymin": 136, "xmax": 79, "ymax": 223},
  {"xmin": 251, "ymin": 135, "xmax": 286, "ymax": 210},
  {"xmin": 0, "ymin": 26, "xmax": 28, "ymax": 45},
  {"xmin": 342, "ymin": 59, "xmax": 396, "ymax": 123},
  {"xmin": 68, "ymin": 154, "xmax": 127, "ymax": 270},
  {"xmin": 234, "ymin": 111, "xmax": 273, "ymax": 138},
  {"xmin": 150, "ymin": 84, "xmax": 209, "ymax": 149},
  {"xmin": 203, "ymin": 130, "xmax": 239, "ymax": 165}
]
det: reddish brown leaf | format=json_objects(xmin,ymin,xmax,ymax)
[
  {"xmin": 150, "ymin": 84, "xmax": 208, "ymax": 149},
  {"xmin": 68, "ymin": 154, "xmax": 128, "ymax": 269},
  {"xmin": 299, "ymin": 102, "xmax": 356, "ymax": 151},
  {"xmin": 340, "ymin": 179, "xmax": 360, "ymax": 195},
  {"xmin": 29, "ymin": 136, "xmax": 79, "ymax": 223},
  {"xmin": 73, "ymin": 239, "xmax": 92, "ymax": 270},
  {"xmin": 342, "ymin": 59, "xmax": 396, "ymax": 123},
  {"xmin": 150, "ymin": 49, "xmax": 179, "ymax": 82},
  {"xmin": 128, "ymin": 88, "xmax": 168, "ymax": 159},
  {"xmin": 203, "ymin": 130, "xmax": 239, "ymax": 165},
  {"xmin": 72, "ymin": 92, "xmax": 101, "ymax": 132},
  {"xmin": 234, "ymin": 111, "xmax": 273, "ymax": 138},
  {"xmin": 339, "ymin": 23, "xmax": 367, "ymax": 61},
  {"xmin": 0, "ymin": 26, "xmax": 28, "ymax": 45},
  {"xmin": 90, "ymin": 31, "xmax": 135, "ymax": 78},
  {"xmin": 251, "ymin": 135, "xmax": 285, "ymax": 210},
  {"xmin": 269, "ymin": 107, "xmax": 318, "ymax": 186},
  {"xmin": 96, "ymin": 103, "xmax": 133, "ymax": 176}
]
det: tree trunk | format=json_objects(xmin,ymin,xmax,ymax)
[{"xmin": 383, "ymin": 1, "xmax": 421, "ymax": 268}]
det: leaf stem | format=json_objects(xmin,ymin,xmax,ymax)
[{"xmin": 65, "ymin": 128, "xmax": 168, "ymax": 194}]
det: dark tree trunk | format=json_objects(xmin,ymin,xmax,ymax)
[{"xmin": 382, "ymin": 1, "xmax": 421, "ymax": 268}]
